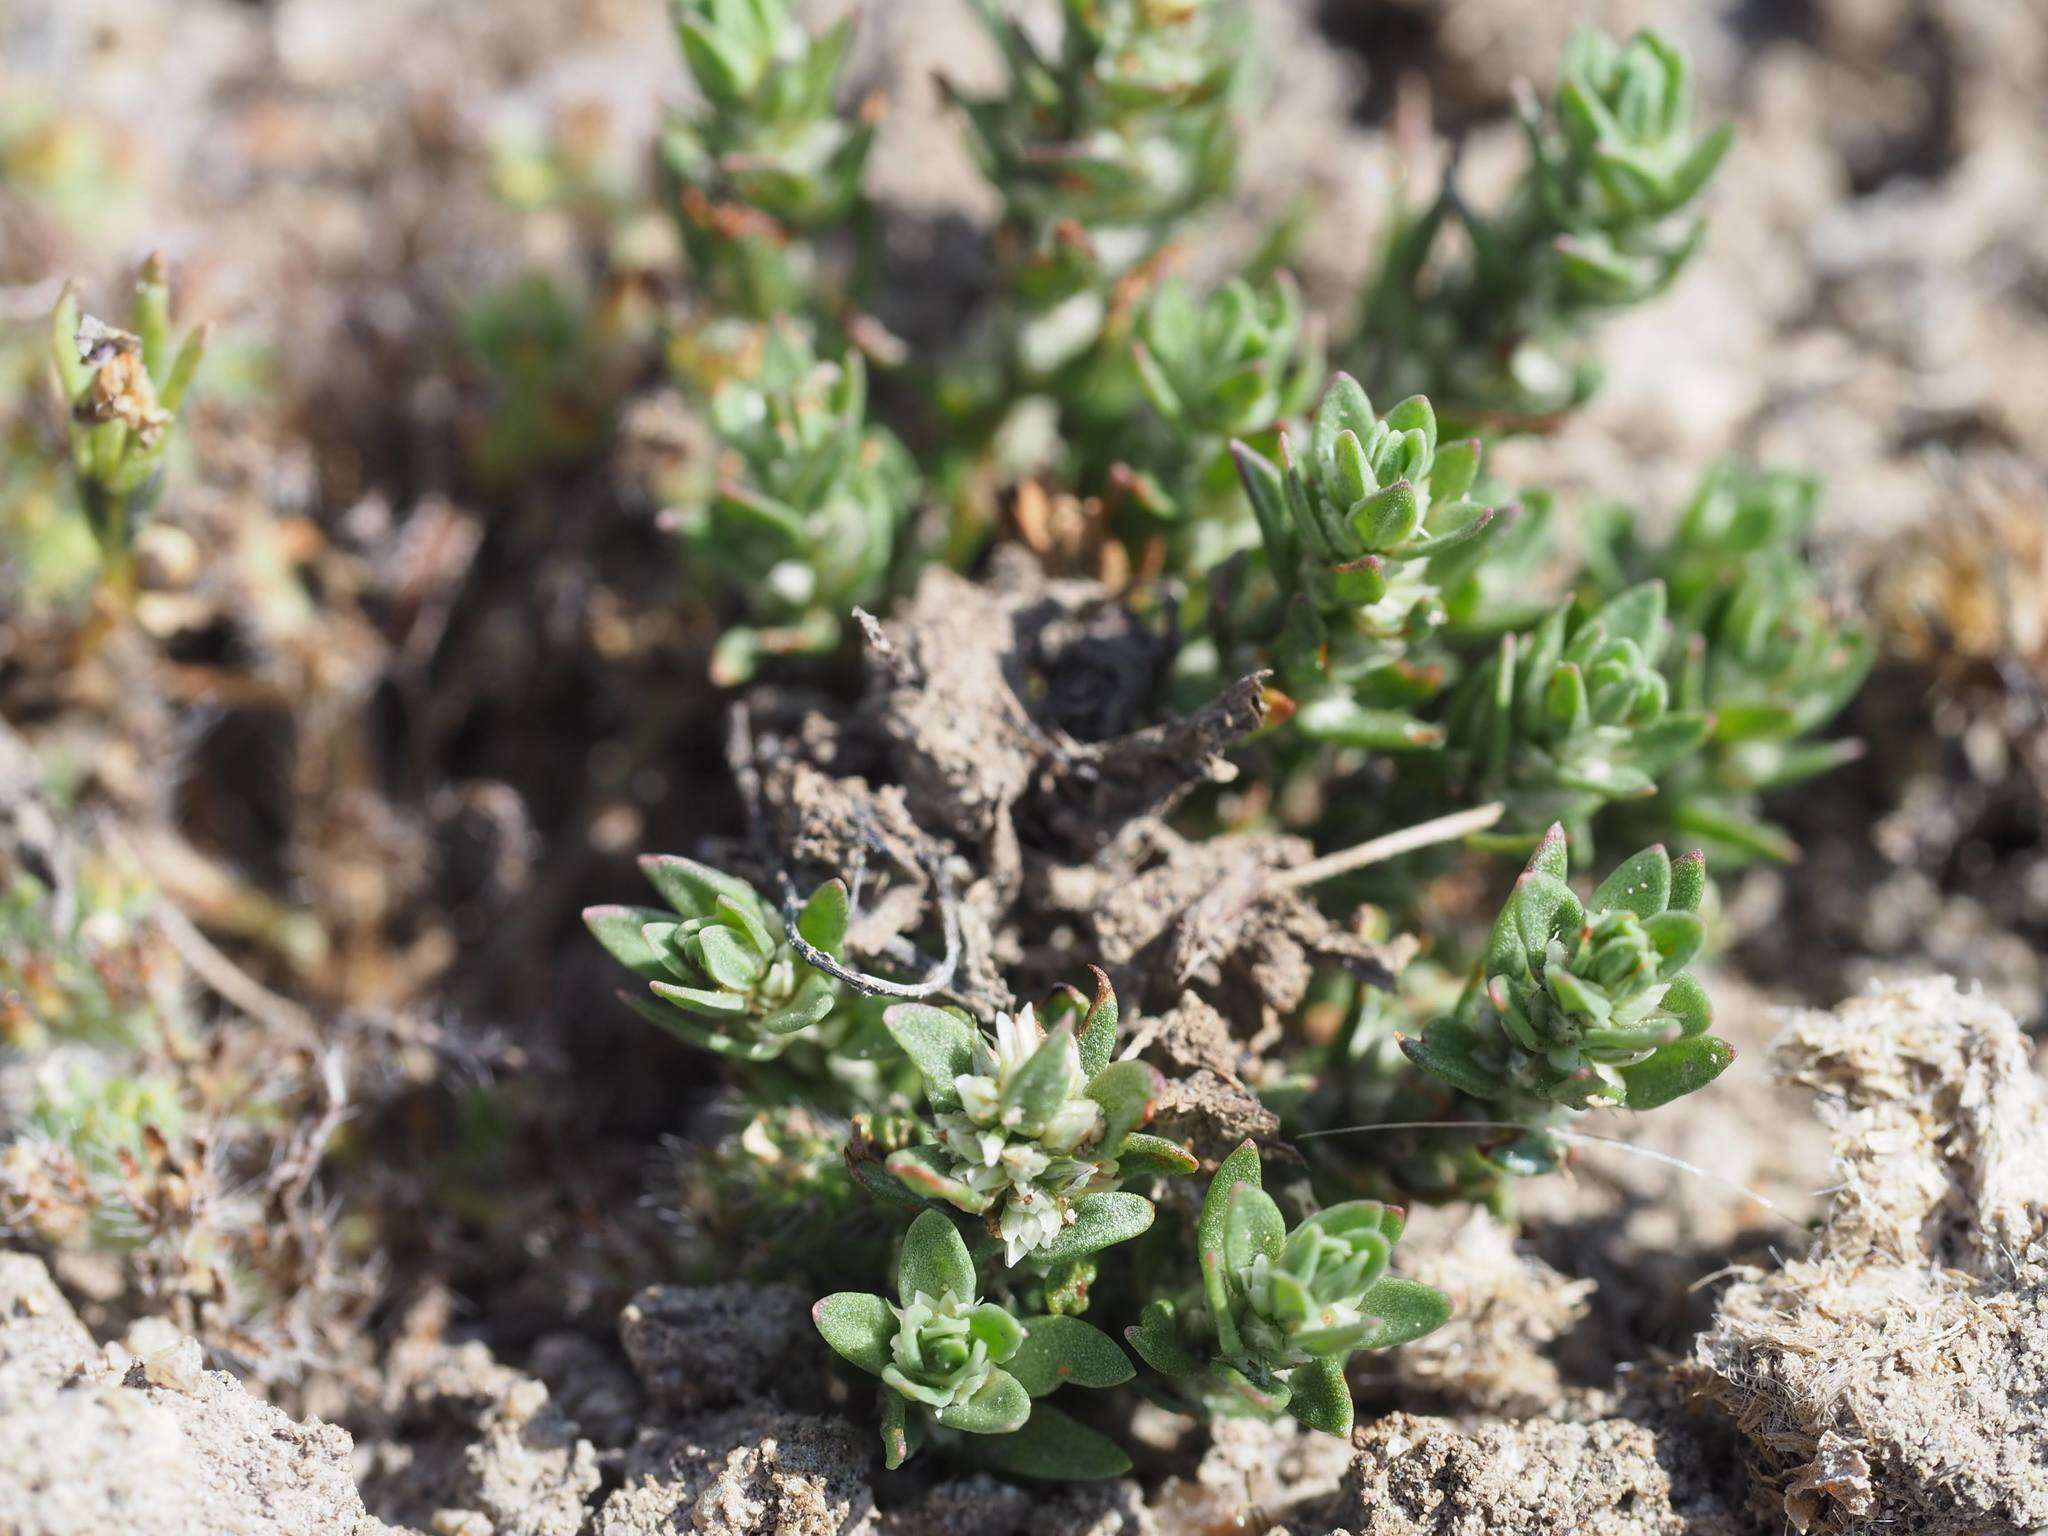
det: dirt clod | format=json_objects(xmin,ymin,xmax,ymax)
[
  {"xmin": 598, "ymin": 1406, "xmax": 877, "ymax": 1536},
  {"xmin": 1690, "ymin": 976, "xmax": 2048, "ymax": 1535},
  {"xmin": 621, "ymin": 1282, "xmax": 824, "ymax": 1418},
  {"xmin": 0, "ymin": 1255, "xmax": 396, "ymax": 1536},
  {"xmin": 1336, "ymin": 1403, "xmax": 1746, "ymax": 1536}
]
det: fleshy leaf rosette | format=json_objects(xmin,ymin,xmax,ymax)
[
  {"xmin": 1446, "ymin": 580, "xmax": 1711, "ymax": 849},
  {"xmin": 814, "ymin": 1209, "xmax": 1134, "ymax": 1475},
  {"xmin": 877, "ymin": 973, "xmax": 1195, "ymax": 1267},
  {"xmin": 1526, "ymin": 28, "xmax": 1735, "ymax": 311},
  {"xmin": 584, "ymin": 856, "xmax": 873, "ymax": 1070},
  {"xmin": 1402, "ymin": 825, "xmax": 1734, "ymax": 1114},
  {"xmin": 1124, "ymin": 1142, "xmax": 1449, "ymax": 1436},
  {"xmin": 1229, "ymin": 376, "xmax": 1501, "ymax": 751},
  {"xmin": 1134, "ymin": 274, "xmax": 1322, "ymax": 451},
  {"xmin": 1357, "ymin": 27, "xmax": 1731, "ymax": 424}
]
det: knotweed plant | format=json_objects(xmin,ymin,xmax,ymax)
[
  {"xmin": 1401, "ymin": 826, "xmax": 1731, "ymax": 1172},
  {"xmin": 1120, "ymin": 272, "xmax": 1324, "ymax": 570},
  {"xmin": 662, "ymin": 325, "xmax": 919, "ymax": 684},
  {"xmin": 660, "ymin": 0, "xmax": 877, "ymax": 323},
  {"xmin": 1584, "ymin": 463, "xmax": 1873, "ymax": 863},
  {"xmin": 954, "ymin": 0, "xmax": 1249, "ymax": 382},
  {"xmin": 0, "ymin": 832, "xmax": 354, "ymax": 1369},
  {"xmin": 583, "ymin": 855, "xmax": 902, "ymax": 1104},
  {"xmin": 572, "ymin": 10, "xmax": 1880, "ymax": 1493},
  {"xmin": 1220, "ymin": 375, "xmax": 1500, "ymax": 751},
  {"xmin": 1443, "ymin": 581, "xmax": 1711, "ymax": 850}
]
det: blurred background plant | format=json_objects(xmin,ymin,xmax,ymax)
[
  {"xmin": 1355, "ymin": 27, "xmax": 1731, "ymax": 430},
  {"xmin": 0, "ymin": 748, "xmax": 368, "ymax": 1377},
  {"xmin": 48, "ymin": 258, "xmax": 206, "ymax": 593}
]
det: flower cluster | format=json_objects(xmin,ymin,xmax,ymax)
[
  {"xmin": 880, "ymin": 979, "xmax": 1192, "ymax": 1267},
  {"xmin": 932, "ymin": 1006, "xmax": 1111, "ymax": 1263}
]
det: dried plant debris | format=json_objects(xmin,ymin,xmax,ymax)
[
  {"xmin": 740, "ymin": 550, "xmax": 1397, "ymax": 1030},
  {"xmin": 1690, "ymin": 976, "xmax": 2048, "ymax": 1535},
  {"xmin": 0, "ymin": 735, "xmax": 372, "ymax": 1377}
]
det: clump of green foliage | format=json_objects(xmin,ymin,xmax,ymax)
[
  {"xmin": 1581, "ymin": 462, "xmax": 1874, "ymax": 863},
  {"xmin": 577, "ymin": 8, "xmax": 1874, "ymax": 1490},
  {"xmin": 1125, "ymin": 1141, "xmax": 1446, "ymax": 1436},
  {"xmin": 584, "ymin": 854, "xmax": 905, "ymax": 1102},
  {"xmin": 679, "ymin": 327, "xmax": 918, "ymax": 683},
  {"xmin": 661, "ymin": 0, "xmax": 878, "ymax": 324},
  {"xmin": 952, "ymin": 0, "xmax": 1248, "ymax": 396},
  {"xmin": 1400, "ymin": 828, "xmax": 1730, "ymax": 1173},
  {"xmin": 873, "ymin": 981, "xmax": 1193, "ymax": 1269},
  {"xmin": 1221, "ymin": 377, "xmax": 1500, "ymax": 752}
]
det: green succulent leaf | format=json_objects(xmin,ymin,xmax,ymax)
[
  {"xmin": 1125, "ymin": 1299, "xmax": 1200, "ymax": 1378},
  {"xmin": 1116, "ymin": 1132, "xmax": 1200, "ymax": 1178},
  {"xmin": 1199, "ymin": 1141, "xmax": 1265, "ymax": 1259},
  {"xmin": 1006, "ymin": 1316, "xmax": 1135, "ymax": 1397},
  {"xmin": 796, "ymin": 879, "xmax": 850, "ymax": 957},
  {"xmin": 1084, "ymin": 1058, "xmax": 1161, "ymax": 1152},
  {"xmin": 898, "ymin": 1209, "xmax": 977, "ymax": 1305},
  {"xmin": 886, "ymin": 1146, "xmax": 993, "ymax": 1213},
  {"xmin": 1618, "ymin": 1033, "xmax": 1735, "ymax": 1109},
  {"xmin": 1284, "ymin": 1356, "xmax": 1354, "ymax": 1437},
  {"xmin": 1223, "ymin": 1185, "xmax": 1287, "ymax": 1272},
  {"xmin": 975, "ymin": 1403, "xmax": 1132, "ymax": 1480},
  {"xmin": 1075, "ymin": 967, "xmax": 1121, "ymax": 1079},
  {"xmin": 879, "ymin": 1390, "xmax": 913, "ymax": 1470},
  {"xmin": 1034, "ymin": 1192, "xmax": 1156, "ymax": 1263},
  {"xmin": 582, "ymin": 905, "xmax": 676, "ymax": 980},
  {"xmin": 883, "ymin": 1004, "xmax": 980, "ymax": 1113},
  {"xmin": 813, "ymin": 1291, "xmax": 895, "ymax": 1377},
  {"xmin": 1590, "ymin": 844, "xmax": 1671, "ymax": 919},
  {"xmin": 932, "ymin": 1368, "xmax": 1032, "ymax": 1434},
  {"xmin": 1352, "ymin": 1276, "xmax": 1454, "ymax": 1353}
]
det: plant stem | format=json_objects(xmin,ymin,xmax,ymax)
[{"xmin": 1270, "ymin": 802, "xmax": 1506, "ymax": 891}]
